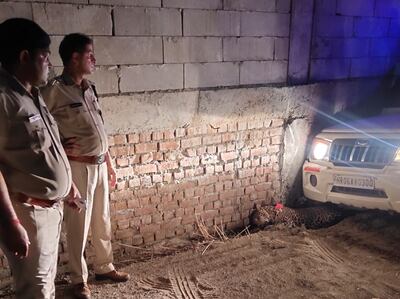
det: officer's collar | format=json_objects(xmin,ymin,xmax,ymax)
[
  {"xmin": 61, "ymin": 71, "xmax": 93, "ymax": 91},
  {"xmin": 0, "ymin": 67, "xmax": 40, "ymax": 98}
]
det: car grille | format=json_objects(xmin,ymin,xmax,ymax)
[
  {"xmin": 331, "ymin": 186, "xmax": 388, "ymax": 198},
  {"xmin": 329, "ymin": 139, "xmax": 399, "ymax": 169}
]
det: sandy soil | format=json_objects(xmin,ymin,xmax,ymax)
[{"xmin": 3, "ymin": 210, "xmax": 400, "ymax": 299}]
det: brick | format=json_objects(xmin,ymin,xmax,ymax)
[
  {"xmin": 275, "ymin": 38, "xmax": 289, "ymax": 60},
  {"xmin": 310, "ymin": 59, "xmax": 350, "ymax": 81},
  {"xmin": 337, "ymin": 0, "xmax": 374, "ymax": 16},
  {"xmin": 312, "ymin": 38, "xmax": 369, "ymax": 59},
  {"xmin": 271, "ymin": 119, "xmax": 284, "ymax": 127},
  {"xmin": 94, "ymin": 37, "xmax": 162, "ymax": 65},
  {"xmin": 116, "ymin": 158, "xmax": 129, "ymax": 167},
  {"xmin": 135, "ymin": 143, "xmax": 158, "ymax": 153},
  {"xmin": 180, "ymin": 157, "xmax": 200, "ymax": 167},
  {"xmin": 270, "ymin": 127, "xmax": 284, "ymax": 135},
  {"xmin": 163, "ymin": 130, "xmax": 175, "ymax": 140},
  {"xmin": 33, "ymin": 3, "xmax": 112, "ymax": 35},
  {"xmin": 0, "ymin": 2, "xmax": 32, "ymax": 23},
  {"xmin": 375, "ymin": 0, "xmax": 400, "ymax": 18},
  {"xmin": 140, "ymin": 132, "xmax": 152, "ymax": 143},
  {"xmin": 164, "ymin": 0, "xmax": 222, "ymax": 8},
  {"xmin": 164, "ymin": 37, "xmax": 222, "ymax": 63},
  {"xmin": 183, "ymin": 10, "xmax": 240, "ymax": 36},
  {"xmin": 187, "ymin": 126, "xmax": 207, "ymax": 136},
  {"xmin": 207, "ymin": 146, "xmax": 217, "ymax": 154},
  {"xmin": 250, "ymin": 148, "xmax": 267, "ymax": 157},
  {"xmin": 198, "ymin": 176, "xmax": 218, "ymax": 186},
  {"xmin": 241, "ymin": 12, "xmax": 290, "ymax": 37},
  {"xmin": 354, "ymin": 17, "xmax": 390, "ymax": 37},
  {"xmin": 90, "ymin": 0, "xmax": 161, "ymax": 6},
  {"xmin": 350, "ymin": 57, "xmax": 390, "ymax": 78},
  {"xmin": 151, "ymin": 131, "xmax": 164, "ymax": 141},
  {"xmin": 220, "ymin": 207, "xmax": 235, "ymax": 216},
  {"xmin": 114, "ymin": 7, "xmax": 181, "ymax": 36},
  {"xmin": 224, "ymin": 0, "xmax": 275, "ymax": 11},
  {"xmin": 238, "ymin": 168, "xmax": 255, "ymax": 178},
  {"xmin": 185, "ymin": 62, "xmax": 239, "ymax": 88},
  {"xmin": 203, "ymin": 135, "xmax": 222, "ymax": 145},
  {"xmin": 135, "ymin": 164, "xmax": 157, "ymax": 174},
  {"xmin": 120, "ymin": 64, "xmax": 183, "ymax": 92},
  {"xmin": 223, "ymin": 37, "xmax": 274, "ymax": 61},
  {"xmin": 181, "ymin": 137, "xmax": 202, "ymax": 148},
  {"xmin": 173, "ymin": 128, "xmax": 184, "ymax": 138},
  {"xmin": 174, "ymin": 171, "xmax": 184, "ymax": 180},
  {"xmin": 140, "ymin": 224, "xmax": 161, "ymax": 234},
  {"xmin": 220, "ymin": 152, "xmax": 238, "ymax": 161},
  {"xmin": 128, "ymin": 133, "xmax": 140, "ymax": 143},
  {"xmin": 240, "ymin": 61, "xmax": 287, "ymax": 85},
  {"xmin": 315, "ymin": 16, "xmax": 353, "ymax": 37},
  {"xmin": 159, "ymin": 141, "xmax": 180, "ymax": 151}
]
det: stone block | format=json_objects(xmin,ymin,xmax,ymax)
[
  {"xmin": 241, "ymin": 12, "xmax": 290, "ymax": 37},
  {"xmin": 120, "ymin": 64, "xmax": 183, "ymax": 92},
  {"xmin": 185, "ymin": 62, "xmax": 239, "ymax": 88},
  {"xmin": 354, "ymin": 17, "xmax": 390, "ymax": 37},
  {"xmin": 312, "ymin": 38, "xmax": 369, "ymax": 58},
  {"xmin": 223, "ymin": 0, "xmax": 275, "ymax": 12},
  {"xmin": 164, "ymin": 37, "xmax": 222, "ymax": 63},
  {"xmin": 89, "ymin": 0, "xmax": 161, "ymax": 6},
  {"xmin": 337, "ymin": 0, "xmax": 374, "ymax": 16},
  {"xmin": 350, "ymin": 57, "xmax": 390, "ymax": 78},
  {"xmin": 310, "ymin": 58, "xmax": 350, "ymax": 81},
  {"xmin": 240, "ymin": 61, "xmax": 287, "ymax": 85},
  {"xmin": 32, "ymin": 3, "xmax": 112, "ymax": 35},
  {"xmin": 183, "ymin": 10, "xmax": 240, "ymax": 36},
  {"xmin": 375, "ymin": 0, "xmax": 400, "ymax": 18},
  {"xmin": 49, "ymin": 36, "xmax": 64, "ymax": 67},
  {"xmin": 223, "ymin": 37, "xmax": 274, "ymax": 61},
  {"xmin": 0, "ymin": 2, "xmax": 32, "ymax": 23},
  {"xmin": 315, "ymin": 0, "xmax": 335, "ymax": 15},
  {"xmin": 315, "ymin": 15, "xmax": 353, "ymax": 37},
  {"xmin": 274, "ymin": 38, "xmax": 289, "ymax": 60},
  {"xmin": 114, "ymin": 7, "xmax": 181, "ymax": 36},
  {"xmin": 288, "ymin": 0, "xmax": 313, "ymax": 84},
  {"xmin": 163, "ymin": 0, "xmax": 222, "ymax": 9},
  {"xmin": 389, "ymin": 20, "xmax": 400, "ymax": 37},
  {"xmin": 93, "ymin": 37, "xmax": 162, "ymax": 65},
  {"xmin": 369, "ymin": 38, "xmax": 400, "ymax": 56},
  {"xmin": 276, "ymin": 0, "xmax": 291, "ymax": 13},
  {"xmin": 88, "ymin": 67, "xmax": 119, "ymax": 95}
]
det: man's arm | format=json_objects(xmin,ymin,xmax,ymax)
[{"xmin": 0, "ymin": 170, "xmax": 30, "ymax": 258}]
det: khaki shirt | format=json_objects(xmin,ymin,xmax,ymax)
[
  {"xmin": 0, "ymin": 68, "xmax": 71, "ymax": 200},
  {"xmin": 41, "ymin": 73, "xmax": 108, "ymax": 157}
]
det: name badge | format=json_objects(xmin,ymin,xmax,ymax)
[
  {"xmin": 28, "ymin": 114, "xmax": 42, "ymax": 123},
  {"xmin": 70, "ymin": 102, "xmax": 83, "ymax": 108}
]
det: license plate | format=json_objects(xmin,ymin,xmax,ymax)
[{"xmin": 333, "ymin": 175, "xmax": 376, "ymax": 190}]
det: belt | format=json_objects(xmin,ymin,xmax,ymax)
[
  {"xmin": 67, "ymin": 153, "xmax": 106, "ymax": 165},
  {"xmin": 15, "ymin": 194, "xmax": 60, "ymax": 208}
]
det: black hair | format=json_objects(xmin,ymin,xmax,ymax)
[
  {"xmin": 0, "ymin": 18, "xmax": 50, "ymax": 68},
  {"xmin": 59, "ymin": 33, "xmax": 93, "ymax": 66}
]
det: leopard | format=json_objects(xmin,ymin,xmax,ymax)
[{"xmin": 249, "ymin": 203, "xmax": 350, "ymax": 229}]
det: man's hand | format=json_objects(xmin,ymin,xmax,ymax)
[
  {"xmin": 65, "ymin": 182, "xmax": 83, "ymax": 212},
  {"xmin": 108, "ymin": 165, "xmax": 117, "ymax": 189},
  {"xmin": 62, "ymin": 137, "xmax": 80, "ymax": 155},
  {"xmin": 0, "ymin": 221, "xmax": 30, "ymax": 258}
]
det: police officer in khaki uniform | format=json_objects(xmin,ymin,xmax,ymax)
[
  {"xmin": 0, "ymin": 18, "xmax": 81, "ymax": 299},
  {"xmin": 42, "ymin": 33, "xmax": 129, "ymax": 299}
]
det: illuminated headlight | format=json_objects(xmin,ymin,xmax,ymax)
[
  {"xmin": 310, "ymin": 138, "xmax": 331, "ymax": 160},
  {"xmin": 395, "ymin": 149, "xmax": 400, "ymax": 162}
]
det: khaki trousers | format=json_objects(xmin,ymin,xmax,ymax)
[
  {"xmin": 0, "ymin": 200, "xmax": 62, "ymax": 299},
  {"xmin": 65, "ymin": 161, "xmax": 114, "ymax": 284}
]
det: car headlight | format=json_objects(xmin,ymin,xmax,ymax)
[
  {"xmin": 310, "ymin": 138, "xmax": 331, "ymax": 160},
  {"xmin": 395, "ymin": 148, "xmax": 400, "ymax": 162}
]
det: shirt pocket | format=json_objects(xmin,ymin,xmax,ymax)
[
  {"xmin": 61, "ymin": 102, "xmax": 92, "ymax": 129},
  {"xmin": 8, "ymin": 117, "xmax": 51, "ymax": 151}
]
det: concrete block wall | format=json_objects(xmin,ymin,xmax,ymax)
[{"xmin": 310, "ymin": 0, "xmax": 400, "ymax": 81}]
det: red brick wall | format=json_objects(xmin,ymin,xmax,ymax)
[{"xmin": 107, "ymin": 118, "xmax": 284, "ymax": 248}]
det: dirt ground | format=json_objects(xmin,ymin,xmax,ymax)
[{"xmin": 3, "ymin": 210, "xmax": 400, "ymax": 299}]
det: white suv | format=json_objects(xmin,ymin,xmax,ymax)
[{"xmin": 303, "ymin": 110, "xmax": 400, "ymax": 212}]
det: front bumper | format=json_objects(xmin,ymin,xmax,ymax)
[{"xmin": 303, "ymin": 161, "xmax": 400, "ymax": 212}]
